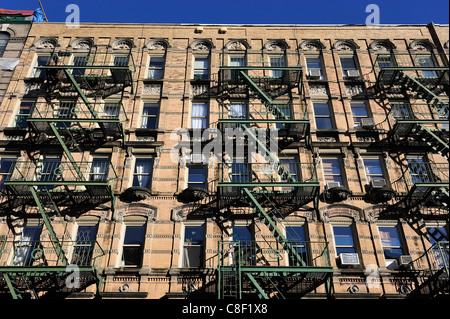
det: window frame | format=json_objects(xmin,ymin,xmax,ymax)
[
  {"xmin": 0, "ymin": 157, "xmax": 16, "ymax": 189},
  {"xmin": 305, "ymin": 55, "xmax": 324, "ymax": 80},
  {"xmin": 147, "ymin": 55, "xmax": 165, "ymax": 80},
  {"xmin": 140, "ymin": 102, "xmax": 160, "ymax": 129},
  {"xmin": 0, "ymin": 32, "xmax": 10, "ymax": 57},
  {"xmin": 193, "ymin": 55, "xmax": 210, "ymax": 80},
  {"xmin": 339, "ymin": 55, "xmax": 359, "ymax": 78},
  {"xmin": 14, "ymin": 99, "xmax": 37, "ymax": 128},
  {"xmin": 378, "ymin": 224, "xmax": 406, "ymax": 269},
  {"xmin": 187, "ymin": 164, "xmax": 207, "ymax": 189},
  {"xmin": 191, "ymin": 102, "xmax": 208, "ymax": 129},
  {"xmin": 322, "ymin": 157, "xmax": 345, "ymax": 187},
  {"xmin": 132, "ymin": 157, "xmax": 154, "ymax": 189},
  {"xmin": 182, "ymin": 223, "xmax": 205, "ymax": 268},
  {"xmin": 350, "ymin": 101, "xmax": 370, "ymax": 129},
  {"xmin": 120, "ymin": 221, "xmax": 146, "ymax": 268},
  {"xmin": 331, "ymin": 224, "xmax": 357, "ymax": 257},
  {"xmin": 313, "ymin": 101, "xmax": 334, "ymax": 129},
  {"xmin": 362, "ymin": 157, "xmax": 387, "ymax": 184}
]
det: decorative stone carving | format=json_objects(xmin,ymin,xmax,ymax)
[
  {"xmin": 299, "ymin": 40, "xmax": 325, "ymax": 51},
  {"xmin": 143, "ymin": 83, "xmax": 161, "ymax": 95},
  {"xmin": 147, "ymin": 39, "xmax": 170, "ymax": 50},
  {"xmin": 369, "ymin": 40, "xmax": 395, "ymax": 52},
  {"xmin": 225, "ymin": 40, "xmax": 248, "ymax": 51},
  {"xmin": 333, "ymin": 40, "xmax": 359, "ymax": 51},
  {"xmin": 190, "ymin": 40, "xmax": 213, "ymax": 51},
  {"xmin": 111, "ymin": 39, "xmax": 133, "ymax": 50},
  {"xmin": 409, "ymin": 40, "xmax": 434, "ymax": 52},
  {"xmin": 309, "ymin": 84, "xmax": 328, "ymax": 95},
  {"xmin": 264, "ymin": 40, "xmax": 288, "ymax": 51},
  {"xmin": 35, "ymin": 37, "xmax": 58, "ymax": 49},
  {"xmin": 191, "ymin": 84, "xmax": 209, "ymax": 96},
  {"xmin": 320, "ymin": 204, "xmax": 363, "ymax": 222},
  {"xmin": 71, "ymin": 38, "xmax": 94, "ymax": 50},
  {"xmin": 345, "ymin": 84, "xmax": 364, "ymax": 96}
]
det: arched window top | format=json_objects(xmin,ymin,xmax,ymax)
[{"xmin": 0, "ymin": 32, "xmax": 11, "ymax": 57}]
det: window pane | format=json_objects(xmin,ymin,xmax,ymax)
[
  {"xmin": 233, "ymin": 226, "xmax": 252, "ymax": 241},
  {"xmin": 351, "ymin": 103, "xmax": 368, "ymax": 117},
  {"xmin": 340, "ymin": 57, "xmax": 356, "ymax": 69},
  {"xmin": 185, "ymin": 226, "xmax": 204, "ymax": 245},
  {"xmin": 286, "ymin": 226, "xmax": 305, "ymax": 242},
  {"xmin": 313, "ymin": 103, "xmax": 330, "ymax": 116},
  {"xmin": 124, "ymin": 225, "xmax": 145, "ymax": 245},
  {"xmin": 230, "ymin": 57, "xmax": 245, "ymax": 66},
  {"xmin": 315, "ymin": 117, "xmax": 333, "ymax": 129},
  {"xmin": 322, "ymin": 159, "xmax": 341, "ymax": 175},
  {"xmin": 333, "ymin": 226, "xmax": 355, "ymax": 246},
  {"xmin": 306, "ymin": 57, "xmax": 322, "ymax": 69},
  {"xmin": 363, "ymin": 159, "xmax": 383, "ymax": 176},
  {"xmin": 194, "ymin": 58, "xmax": 209, "ymax": 69},
  {"xmin": 133, "ymin": 158, "xmax": 153, "ymax": 189},
  {"xmin": 379, "ymin": 227, "xmax": 401, "ymax": 247}
]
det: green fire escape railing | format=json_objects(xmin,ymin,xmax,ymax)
[{"xmin": 216, "ymin": 57, "xmax": 326, "ymax": 299}]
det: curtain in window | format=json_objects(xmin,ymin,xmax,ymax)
[
  {"xmin": 13, "ymin": 226, "xmax": 42, "ymax": 266},
  {"xmin": 230, "ymin": 104, "xmax": 246, "ymax": 118},
  {"xmin": 90, "ymin": 159, "xmax": 109, "ymax": 181},
  {"xmin": 191, "ymin": 104, "xmax": 207, "ymax": 129},
  {"xmin": 133, "ymin": 159, "xmax": 152, "ymax": 189},
  {"xmin": 148, "ymin": 57, "xmax": 165, "ymax": 79}
]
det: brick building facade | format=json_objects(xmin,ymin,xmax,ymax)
[{"xmin": 0, "ymin": 21, "xmax": 448, "ymax": 299}]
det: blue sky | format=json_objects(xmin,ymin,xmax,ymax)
[{"xmin": 5, "ymin": 0, "xmax": 450, "ymax": 24}]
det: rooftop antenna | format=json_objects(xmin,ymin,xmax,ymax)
[{"xmin": 38, "ymin": 0, "xmax": 48, "ymax": 22}]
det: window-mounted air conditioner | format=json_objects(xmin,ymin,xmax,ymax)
[
  {"xmin": 346, "ymin": 69, "xmax": 360, "ymax": 78},
  {"xmin": 396, "ymin": 255, "xmax": 413, "ymax": 269},
  {"xmin": 360, "ymin": 118, "xmax": 375, "ymax": 129},
  {"xmin": 326, "ymin": 181, "xmax": 341, "ymax": 190},
  {"xmin": 338, "ymin": 253, "xmax": 360, "ymax": 267},
  {"xmin": 370, "ymin": 179, "xmax": 387, "ymax": 188},
  {"xmin": 308, "ymin": 69, "xmax": 322, "ymax": 78}
]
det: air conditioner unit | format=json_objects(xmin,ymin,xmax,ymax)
[
  {"xmin": 338, "ymin": 253, "xmax": 360, "ymax": 267},
  {"xmin": 370, "ymin": 179, "xmax": 387, "ymax": 188},
  {"xmin": 326, "ymin": 181, "xmax": 341, "ymax": 189},
  {"xmin": 396, "ymin": 255, "xmax": 413, "ymax": 269},
  {"xmin": 346, "ymin": 70, "xmax": 360, "ymax": 78},
  {"xmin": 308, "ymin": 69, "xmax": 322, "ymax": 78},
  {"xmin": 360, "ymin": 118, "xmax": 375, "ymax": 129}
]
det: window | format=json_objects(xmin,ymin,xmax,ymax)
[
  {"xmin": 89, "ymin": 157, "xmax": 110, "ymax": 182},
  {"xmin": 306, "ymin": 56, "xmax": 324, "ymax": 79},
  {"xmin": 38, "ymin": 157, "xmax": 61, "ymax": 190},
  {"xmin": 230, "ymin": 55, "xmax": 245, "ymax": 67},
  {"xmin": 55, "ymin": 101, "xmax": 76, "ymax": 128},
  {"xmin": 270, "ymin": 56, "xmax": 285, "ymax": 77},
  {"xmin": 13, "ymin": 225, "xmax": 42, "ymax": 266},
  {"xmin": 232, "ymin": 225, "xmax": 252, "ymax": 242},
  {"xmin": 340, "ymin": 56, "xmax": 358, "ymax": 77},
  {"xmin": 231, "ymin": 158, "xmax": 249, "ymax": 183},
  {"xmin": 279, "ymin": 158, "xmax": 298, "ymax": 190},
  {"xmin": 231, "ymin": 225, "xmax": 254, "ymax": 265},
  {"xmin": 363, "ymin": 158, "xmax": 385, "ymax": 183},
  {"xmin": 0, "ymin": 158, "xmax": 15, "ymax": 189},
  {"xmin": 427, "ymin": 226, "xmax": 448, "ymax": 246},
  {"xmin": 322, "ymin": 158, "xmax": 344, "ymax": 186},
  {"xmin": 193, "ymin": 57, "xmax": 209, "ymax": 80},
  {"xmin": 230, "ymin": 103, "xmax": 247, "ymax": 128},
  {"xmin": 378, "ymin": 226, "xmax": 404, "ymax": 268},
  {"xmin": 351, "ymin": 102, "xmax": 369, "ymax": 128},
  {"xmin": 141, "ymin": 103, "xmax": 160, "ymax": 129},
  {"xmin": 332, "ymin": 225, "xmax": 356, "ymax": 255},
  {"xmin": 407, "ymin": 158, "xmax": 430, "ymax": 184},
  {"xmin": 376, "ymin": 54, "xmax": 394, "ymax": 70},
  {"xmin": 183, "ymin": 225, "xmax": 204, "ymax": 267},
  {"xmin": 0, "ymin": 32, "xmax": 10, "ymax": 57},
  {"xmin": 191, "ymin": 103, "xmax": 208, "ymax": 129},
  {"xmin": 416, "ymin": 55, "xmax": 437, "ymax": 78},
  {"xmin": 188, "ymin": 165, "xmax": 207, "ymax": 189},
  {"xmin": 313, "ymin": 102, "xmax": 333, "ymax": 129},
  {"xmin": 114, "ymin": 55, "xmax": 130, "ymax": 67},
  {"xmin": 391, "ymin": 102, "xmax": 410, "ymax": 120},
  {"xmin": 121, "ymin": 224, "xmax": 146, "ymax": 267},
  {"xmin": 71, "ymin": 55, "xmax": 89, "ymax": 76},
  {"xmin": 33, "ymin": 55, "xmax": 50, "ymax": 78},
  {"xmin": 286, "ymin": 225, "xmax": 308, "ymax": 265},
  {"xmin": 15, "ymin": 100, "xmax": 36, "ymax": 128},
  {"xmin": 133, "ymin": 158, "xmax": 154, "ymax": 189},
  {"xmin": 276, "ymin": 105, "xmax": 291, "ymax": 129},
  {"xmin": 71, "ymin": 225, "xmax": 98, "ymax": 266},
  {"xmin": 148, "ymin": 56, "xmax": 165, "ymax": 79}
]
